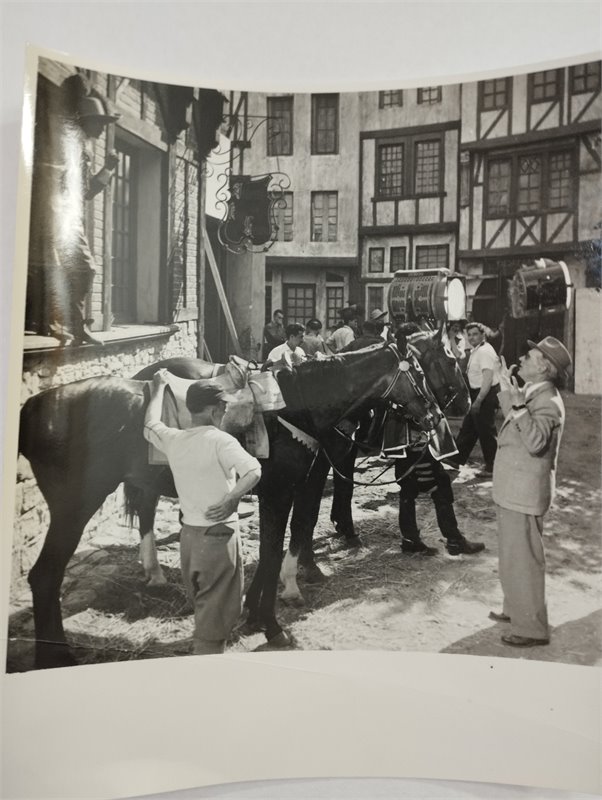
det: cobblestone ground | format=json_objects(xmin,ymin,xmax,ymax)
[{"xmin": 6, "ymin": 393, "xmax": 601, "ymax": 671}]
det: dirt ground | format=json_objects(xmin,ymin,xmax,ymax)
[{"xmin": 6, "ymin": 392, "xmax": 601, "ymax": 672}]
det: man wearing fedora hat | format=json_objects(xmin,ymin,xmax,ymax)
[{"xmin": 490, "ymin": 336, "xmax": 571, "ymax": 648}]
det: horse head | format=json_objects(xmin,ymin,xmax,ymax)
[
  {"xmin": 406, "ymin": 325, "xmax": 470, "ymax": 417},
  {"xmin": 383, "ymin": 340, "xmax": 445, "ymax": 436}
]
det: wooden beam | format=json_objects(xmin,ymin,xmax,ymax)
[{"xmin": 202, "ymin": 228, "xmax": 242, "ymax": 356}]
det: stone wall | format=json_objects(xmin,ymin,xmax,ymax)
[{"xmin": 13, "ymin": 322, "xmax": 197, "ymax": 583}]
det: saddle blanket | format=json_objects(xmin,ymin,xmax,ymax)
[{"xmin": 148, "ymin": 371, "xmax": 279, "ymax": 465}]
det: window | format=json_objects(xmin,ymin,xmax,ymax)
[
  {"xmin": 415, "ymin": 140, "xmax": 441, "ymax": 194},
  {"xmin": 284, "ymin": 284, "xmax": 315, "ymax": 326},
  {"xmin": 530, "ymin": 70, "xmax": 561, "ymax": 103},
  {"xmin": 368, "ymin": 248, "xmax": 385, "ymax": 273},
  {"xmin": 379, "ymin": 90, "xmax": 403, "ymax": 108},
  {"xmin": 479, "ymin": 78, "xmax": 510, "ymax": 111},
  {"xmin": 417, "ymin": 86, "xmax": 442, "ymax": 104},
  {"xmin": 548, "ymin": 151, "xmax": 572, "ymax": 209},
  {"xmin": 376, "ymin": 134, "xmax": 443, "ymax": 198},
  {"xmin": 390, "ymin": 247, "xmax": 406, "ymax": 271},
  {"xmin": 267, "ymin": 96, "xmax": 293, "ymax": 156},
  {"xmin": 377, "ymin": 144, "xmax": 404, "ymax": 196},
  {"xmin": 310, "ymin": 192, "xmax": 338, "ymax": 242},
  {"xmin": 570, "ymin": 62, "xmax": 601, "ymax": 94},
  {"xmin": 311, "ymin": 94, "xmax": 339, "ymax": 154},
  {"xmin": 485, "ymin": 148, "xmax": 574, "ymax": 217},
  {"xmin": 487, "ymin": 158, "xmax": 511, "ymax": 216},
  {"xmin": 517, "ymin": 155, "xmax": 542, "ymax": 212},
  {"xmin": 326, "ymin": 285, "xmax": 344, "ymax": 329},
  {"xmin": 275, "ymin": 192, "xmax": 294, "ymax": 241},
  {"xmin": 366, "ymin": 286, "xmax": 385, "ymax": 317},
  {"xmin": 112, "ymin": 145, "xmax": 138, "ymax": 322},
  {"xmin": 415, "ymin": 245, "xmax": 449, "ymax": 269}
]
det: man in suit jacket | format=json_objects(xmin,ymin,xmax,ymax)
[{"xmin": 490, "ymin": 336, "xmax": 571, "ymax": 648}]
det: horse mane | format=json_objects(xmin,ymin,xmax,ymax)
[{"xmin": 276, "ymin": 346, "xmax": 390, "ymax": 418}]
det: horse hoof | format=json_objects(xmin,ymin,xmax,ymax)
[
  {"xmin": 146, "ymin": 573, "xmax": 168, "ymax": 587},
  {"xmin": 280, "ymin": 593, "xmax": 305, "ymax": 607},
  {"xmin": 35, "ymin": 644, "xmax": 78, "ymax": 670},
  {"xmin": 299, "ymin": 563, "xmax": 328, "ymax": 584},
  {"xmin": 266, "ymin": 630, "xmax": 294, "ymax": 648},
  {"xmin": 342, "ymin": 535, "xmax": 364, "ymax": 549}
]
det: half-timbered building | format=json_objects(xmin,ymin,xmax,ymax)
[{"xmin": 457, "ymin": 62, "xmax": 601, "ymax": 366}]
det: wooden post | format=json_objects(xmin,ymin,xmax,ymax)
[
  {"xmin": 203, "ymin": 228, "xmax": 242, "ymax": 355},
  {"xmin": 196, "ymin": 167, "xmax": 207, "ymax": 359},
  {"xmin": 102, "ymin": 75, "xmax": 116, "ymax": 331}
]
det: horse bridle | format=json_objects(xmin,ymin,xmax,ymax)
[{"xmin": 407, "ymin": 333, "xmax": 461, "ymax": 413}]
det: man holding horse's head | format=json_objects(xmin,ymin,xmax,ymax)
[{"xmin": 144, "ymin": 369, "xmax": 262, "ymax": 655}]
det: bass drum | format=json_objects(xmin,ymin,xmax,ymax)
[{"xmin": 387, "ymin": 271, "xmax": 466, "ymax": 324}]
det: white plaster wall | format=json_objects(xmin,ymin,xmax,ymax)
[{"xmin": 574, "ymin": 287, "xmax": 602, "ymax": 395}]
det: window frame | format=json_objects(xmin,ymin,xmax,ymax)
[
  {"xmin": 415, "ymin": 244, "xmax": 450, "ymax": 270},
  {"xmin": 484, "ymin": 145, "xmax": 576, "ymax": 220},
  {"xmin": 368, "ymin": 247, "xmax": 385, "ymax": 273},
  {"xmin": 275, "ymin": 191, "xmax": 294, "ymax": 242},
  {"xmin": 267, "ymin": 96, "xmax": 294, "ymax": 157},
  {"xmin": 389, "ymin": 246, "xmax": 407, "ymax": 272},
  {"xmin": 365, "ymin": 284, "xmax": 385, "ymax": 317},
  {"xmin": 310, "ymin": 191, "xmax": 338, "ymax": 242},
  {"xmin": 112, "ymin": 140, "xmax": 139, "ymax": 324},
  {"xmin": 283, "ymin": 283, "xmax": 316, "ymax": 327},
  {"xmin": 311, "ymin": 94, "xmax": 339, "ymax": 155},
  {"xmin": 569, "ymin": 62, "xmax": 601, "ymax": 95},
  {"xmin": 478, "ymin": 78, "xmax": 510, "ymax": 112},
  {"xmin": 325, "ymin": 283, "xmax": 345, "ymax": 330},
  {"xmin": 375, "ymin": 132, "xmax": 444, "ymax": 199},
  {"xmin": 417, "ymin": 86, "xmax": 442, "ymax": 105},
  {"xmin": 528, "ymin": 69, "xmax": 562, "ymax": 105},
  {"xmin": 378, "ymin": 90, "xmax": 403, "ymax": 108}
]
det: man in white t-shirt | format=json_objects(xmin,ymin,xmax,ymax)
[
  {"xmin": 267, "ymin": 323, "xmax": 307, "ymax": 365},
  {"xmin": 144, "ymin": 370, "xmax": 261, "ymax": 655},
  {"xmin": 325, "ymin": 308, "xmax": 359, "ymax": 353},
  {"xmin": 454, "ymin": 322, "xmax": 501, "ymax": 476}
]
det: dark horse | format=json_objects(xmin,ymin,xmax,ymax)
[
  {"xmin": 18, "ymin": 343, "xmax": 443, "ymax": 668},
  {"xmin": 278, "ymin": 325, "xmax": 472, "ymax": 578}
]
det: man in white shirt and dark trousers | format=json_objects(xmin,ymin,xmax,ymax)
[
  {"xmin": 454, "ymin": 322, "xmax": 501, "ymax": 476},
  {"xmin": 267, "ymin": 323, "xmax": 307, "ymax": 365},
  {"xmin": 144, "ymin": 370, "xmax": 261, "ymax": 655}
]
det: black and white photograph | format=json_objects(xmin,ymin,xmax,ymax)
[
  {"xmin": 1, "ymin": 4, "xmax": 601, "ymax": 798},
  {"xmin": 5, "ymin": 52, "xmax": 601, "ymax": 673}
]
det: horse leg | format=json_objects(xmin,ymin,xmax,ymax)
[
  {"xmin": 331, "ymin": 445, "xmax": 363, "ymax": 547},
  {"xmin": 255, "ymin": 490, "xmax": 295, "ymax": 645},
  {"xmin": 284, "ymin": 453, "xmax": 330, "ymax": 595},
  {"xmin": 138, "ymin": 500, "xmax": 167, "ymax": 586},
  {"xmin": 27, "ymin": 473, "xmax": 108, "ymax": 670}
]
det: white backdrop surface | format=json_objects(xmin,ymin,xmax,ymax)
[{"xmin": 1, "ymin": 3, "xmax": 601, "ymax": 800}]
